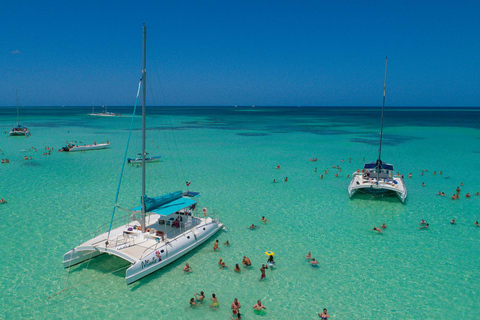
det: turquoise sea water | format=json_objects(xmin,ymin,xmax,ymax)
[{"xmin": 1, "ymin": 106, "xmax": 479, "ymax": 319}]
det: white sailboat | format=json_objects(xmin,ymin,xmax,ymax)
[
  {"xmin": 348, "ymin": 58, "xmax": 407, "ymax": 202},
  {"xmin": 64, "ymin": 25, "xmax": 223, "ymax": 284},
  {"xmin": 9, "ymin": 91, "xmax": 30, "ymax": 136}
]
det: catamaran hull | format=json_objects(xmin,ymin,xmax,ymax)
[
  {"xmin": 125, "ymin": 221, "xmax": 222, "ymax": 284},
  {"xmin": 9, "ymin": 131, "xmax": 29, "ymax": 136},
  {"xmin": 63, "ymin": 219, "xmax": 223, "ymax": 284},
  {"xmin": 349, "ymin": 186, "xmax": 406, "ymax": 202},
  {"xmin": 63, "ymin": 248, "xmax": 105, "ymax": 268},
  {"xmin": 348, "ymin": 173, "xmax": 407, "ymax": 203}
]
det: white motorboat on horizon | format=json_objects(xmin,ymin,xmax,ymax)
[
  {"xmin": 348, "ymin": 58, "xmax": 407, "ymax": 203},
  {"xmin": 88, "ymin": 105, "xmax": 122, "ymax": 117}
]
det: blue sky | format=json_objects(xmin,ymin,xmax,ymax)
[{"xmin": 1, "ymin": 1, "xmax": 479, "ymax": 107}]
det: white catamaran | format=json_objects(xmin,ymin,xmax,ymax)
[
  {"xmin": 348, "ymin": 58, "xmax": 407, "ymax": 202},
  {"xmin": 9, "ymin": 91, "xmax": 31, "ymax": 136},
  {"xmin": 63, "ymin": 25, "xmax": 223, "ymax": 284}
]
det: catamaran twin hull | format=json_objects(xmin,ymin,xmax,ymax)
[
  {"xmin": 9, "ymin": 131, "xmax": 30, "ymax": 136},
  {"xmin": 63, "ymin": 215, "xmax": 222, "ymax": 284},
  {"xmin": 348, "ymin": 173, "xmax": 407, "ymax": 202}
]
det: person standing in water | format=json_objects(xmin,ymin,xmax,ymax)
[
  {"xmin": 253, "ymin": 300, "xmax": 267, "ymax": 311},
  {"xmin": 210, "ymin": 293, "xmax": 219, "ymax": 309},
  {"xmin": 231, "ymin": 298, "xmax": 241, "ymax": 316},
  {"xmin": 242, "ymin": 256, "xmax": 252, "ymax": 266},
  {"xmin": 260, "ymin": 264, "xmax": 267, "ymax": 280},
  {"xmin": 318, "ymin": 308, "xmax": 330, "ymax": 319}
]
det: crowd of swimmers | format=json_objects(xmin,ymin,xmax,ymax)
[
  {"xmin": 369, "ymin": 220, "xmax": 480, "ymax": 232},
  {"xmin": 1, "ymin": 146, "xmax": 56, "ymax": 164},
  {"xmin": 185, "ymin": 215, "xmax": 331, "ymax": 317},
  {"xmin": 189, "ymin": 293, "xmax": 268, "ymax": 319}
]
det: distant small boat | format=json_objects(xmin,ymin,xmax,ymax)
[
  {"xmin": 310, "ymin": 158, "xmax": 318, "ymax": 162},
  {"xmin": 59, "ymin": 142, "xmax": 110, "ymax": 152},
  {"xmin": 128, "ymin": 155, "xmax": 161, "ymax": 164},
  {"xmin": 9, "ymin": 91, "xmax": 30, "ymax": 136},
  {"xmin": 88, "ymin": 105, "xmax": 122, "ymax": 117}
]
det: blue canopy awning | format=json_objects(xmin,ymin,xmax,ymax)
[
  {"xmin": 150, "ymin": 197, "xmax": 196, "ymax": 216},
  {"xmin": 131, "ymin": 192, "xmax": 197, "ymax": 217}
]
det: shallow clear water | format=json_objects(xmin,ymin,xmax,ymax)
[{"xmin": 1, "ymin": 107, "xmax": 479, "ymax": 319}]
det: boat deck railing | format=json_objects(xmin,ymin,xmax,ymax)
[
  {"xmin": 76, "ymin": 211, "xmax": 138, "ymax": 247},
  {"xmin": 138, "ymin": 210, "xmax": 221, "ymax": 260},
  {"xmin": 75, "ymin": 205, "xmax": 221, "ymax": 252}
]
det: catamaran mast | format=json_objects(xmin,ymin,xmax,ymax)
[
  {"xmin": 141, "ymin": 24, "xmax": 147, "ymax": 233},
  {"xmin": 377, "ymin": 57, "xmax": 388, "ymax": 169},
  {"xmin": 16, "ymin": 90, "xmax": 19, "ymax": 126}
]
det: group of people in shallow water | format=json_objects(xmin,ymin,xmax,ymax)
[
  {"xmin": 371, "ymin": 220, "xmax": 480, "ymax": 232},
  {"xmin": 189, "ymin": 293, "xmax": 267, "ymax": 318},
  {"xmin": 186, "ymin": 215, "xmax": 331, "ymax": 317}
]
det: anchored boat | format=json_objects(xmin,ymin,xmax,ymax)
[
  {"xmin": 9, "ymin": 91, "xmax": 30, "ymax": 136},
  {"xmin": 348, "ymin": 58, "xmax": 407, "ymax": 202},
  {"xmin": 88, "ymin": 105, "xmax": 122, "ymax": 117},
  {"xmin": 128, "ymin": 155, "xmax": 161, "ymax": 164},
  {"xmin": 63, "ymin": 25, "xmax": 222, "ymax": 284},
  {"xmin": 59, "ymin": 142, "xmax": 110, "ymax": 152}
]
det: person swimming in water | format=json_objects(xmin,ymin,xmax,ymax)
[
  {"xmin": 475, "ymin": 221, "xmax": 480, "ymax": 227},
  {"xmin": 261, "ymin": 216, "xmax": 268, "ymax": 223},
  {"xmin": 305, "ymin": 251, "xmax": 312, "ymax": 260},
  {"xmin": 183, "ymin": 263, "xmax": 192, "ymax": 273},
  {"xmin": 420, "ymin": 219, "xmax": 427, "ymax": 224},
  {"xmin": 194, "ymin": 291, "xmax": 205, "ymax": 303},
  {"xmin": 310, "ymin": 258, "xmax": 319, "ymax": 266},
  {"xmin": 372, "ymin": 227, "xmax": 382, "ymax": 233},
  {"xmin": 249, "ymin": 224, "xmax": 257, "ymax": 230},
  {"xmin": 218, "ymin": 258, "xmax": 228, "ymax": 268},
  {"xmin": 234, "ymin": 264, "xmax": 241, "ymax": 272},
  {"xmin": 450, "ymin": 219, "xmax": 456, "ymax": 225},
  {"xmin": 381, "ymin": 223, "xmax": 387, "ymax": 229},
  {"xmin": 242, "ymin": 256, "xmax": 252, "ymax": 266},
  {"xmin": 419, "ymin": 223, "xmax": 429, "ymax": 229},
  {"xmin": 213, "ymin": 239, "xmax": 219, "ymax": 251},
  {"xmin": 267, "ymin": 255, "xmax": 275, "ymax": 266},
  {"xmin": 190, "ymin": 298, "xmax": 197, "ymax": 307}
]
